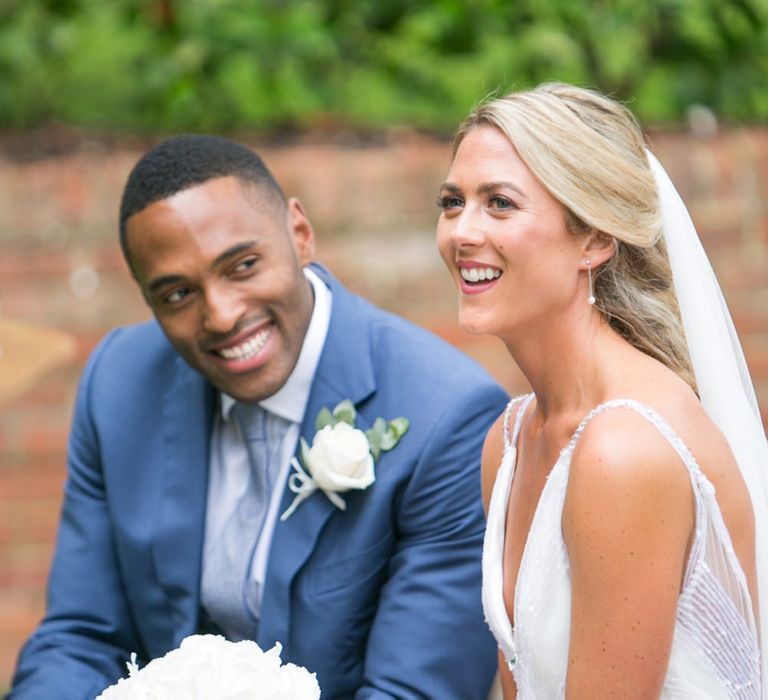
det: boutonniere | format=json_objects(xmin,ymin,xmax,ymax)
[{"xmin": 280, "ymin": 400, "xmax": 409, "ymax": 521}]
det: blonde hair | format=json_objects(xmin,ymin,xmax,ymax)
[{"xmin": 454, "ymin": 82, "xmax": 695, "ymax": 389}]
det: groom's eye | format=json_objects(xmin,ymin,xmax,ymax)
[
  {"xmin": 165, "ymin": 287, "xmax": 193, "ymax": 305},
  {"xmin": 231, "ymin": 256, "xmax": 258, "ymax": 275}
]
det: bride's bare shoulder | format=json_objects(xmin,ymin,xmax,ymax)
[
  {"xmin": 568, "ymin": 400, "xmax": 692, "ymax": 485},
  {"xmin": 562, "ymin": 401, "xmax": 696, "ymax": 575},
  {"xmin": 567, "ymin": 378, "xmax": 707, "ymax": 511}
]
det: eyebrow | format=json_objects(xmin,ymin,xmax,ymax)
[
  {"xmin": 147, "ymin": 274, "xmax": 186, "ymax": 295},
  {"xmin": 146, "ymin": 240, "xmax": 259, "ymax": 294},
  {"xmin": 439, "ymin": 181, "xmax": 526, "ymax": 198},
  {"xmin": 213, "ymin": 240, "xmax": 258, "ymax": 266},
  {"xmin": 479, "ymin": 181, "xmax": 525, "ymax": 197}
]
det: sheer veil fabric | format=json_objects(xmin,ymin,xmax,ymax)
[{"xmin": 647, "ymin": 151, "xmax": 768, "ymax": 694}]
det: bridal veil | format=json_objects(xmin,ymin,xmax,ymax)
[{"xmin": 648, "ymin": 151, "xmax": 768, "ymax": 694}]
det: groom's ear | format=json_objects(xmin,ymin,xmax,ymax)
[
  {"xmin": 286, "ymin": 197, "xmax": 316, "ymax": 267},
  {"xmin": 583, "ymin": 231, "xmax": 616, "ymax": 269}
]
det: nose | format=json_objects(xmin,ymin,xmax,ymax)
[
  {"xmin": 446, "ymin": 207, "xmax": 485, "ymax": 248},
  {"xmin": 201, "ymin": 284, "xmax": 246, "ymax": 335}
]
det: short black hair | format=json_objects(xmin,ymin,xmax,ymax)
[{"xmin": 119, "ymin": 134, "xmax": 285, "ymax": 261}]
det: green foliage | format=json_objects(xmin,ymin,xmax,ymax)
[
  {"xmin": 0, "ymin": 0, "xmax": 766, "ymax": 132},
  {"xmin": 365, "ymin": 416, "xmax": 410, "ymax": 461},
  {"xmin": 315, "ymin": 400, "xmax": 357, "ymax": 431}
]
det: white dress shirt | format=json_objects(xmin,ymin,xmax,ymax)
[{"xmin": 203, "ymin": 267, "xmax": 332, "ymax": 620}]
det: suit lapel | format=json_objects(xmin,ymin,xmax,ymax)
[
  {"xmin": 152, "ymin": 356, "xmax": 215, "ymax": 648},
  {"xmin": 259, "ymin": 268, "xmax": 376, "ymax": 650}
]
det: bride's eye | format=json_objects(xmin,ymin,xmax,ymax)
[
  {"xmin": 437, "ymin": 195, "xmax": 464, "ymax": 211},
  {"xmin": 489, "ymin": 195, "xmax": 516, "ymax": 211}
]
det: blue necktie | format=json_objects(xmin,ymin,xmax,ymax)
[{"xmin": 201, "ymin": 403, "xmax": 290, "ymax": 640}]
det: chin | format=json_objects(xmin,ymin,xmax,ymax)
[
  {"xmin": 206, "ymin": 367, "xmax": 285, "ymax": 403},
  {"xmin": 458, "ymin": 314, "xmax": 492, "ymax": 337},
  {"xmin": 230, "ymin": 379, "xmax": 286, "ymax": 403}
]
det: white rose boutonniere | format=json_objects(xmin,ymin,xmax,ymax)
[{"xmin": 281, "ymin": 400, "xmax": 409, "ymax": 520}]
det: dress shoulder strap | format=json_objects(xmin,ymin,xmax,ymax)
[
  {"xmin": 502, "ymin": 393, "xmax": 535, "ymax": 451},
  {"xmin": 565, "ymin": 398, "xmax": 705, "ymax": 481}
]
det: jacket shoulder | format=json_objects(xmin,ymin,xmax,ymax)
[
  {"xmin": 82, "ymin": 320, "xmax": 182, "ymax": 397},
  {"xmin": 364, "ymin": 298, "xmax": 499, "ymax": 389}
]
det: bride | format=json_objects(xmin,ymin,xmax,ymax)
[{"xmin": 437, "ymin": 83, "xmax": 768, "ymax": 698}]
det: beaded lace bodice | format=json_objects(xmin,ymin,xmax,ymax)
[{"xmin": 482, "ymin": 395, "xmax": 761, "ymax": 699}]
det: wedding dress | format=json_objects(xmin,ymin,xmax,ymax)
[
  {"xmin": 482, "ymin": 393, "xmax": 761, "ymax": 699},
  {"xmin": 481, "ymin": 149, "xmax": 768, "ymax": 698}
]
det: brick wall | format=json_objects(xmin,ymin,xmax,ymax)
[{"xmin": 1, "ymin": 129, "xmax": 767, "ymax": 688}]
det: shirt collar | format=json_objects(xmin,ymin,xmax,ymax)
[{"xmin": 220, "ymin": 266, "xmax": 332, "ymax": 424}]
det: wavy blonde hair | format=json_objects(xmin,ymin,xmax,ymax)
[{"xmin": 453, "ymin": 82, "xmax": 695, "ymax": 389}]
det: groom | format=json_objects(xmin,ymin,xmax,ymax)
[{"xmin": 9, "ymin": 135, "xmax": 508, "ymax": 698}]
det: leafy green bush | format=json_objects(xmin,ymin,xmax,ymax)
[{"xmin": 0, "ymin": 0, "xmax": 766, "ymax": 133}]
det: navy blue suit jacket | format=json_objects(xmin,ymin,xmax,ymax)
[{"xmin": 10, "ymin": 266, "xmax": 508, "ymax": 699}]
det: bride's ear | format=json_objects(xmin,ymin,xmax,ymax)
[{"xmin": 582, "ymin": 231, "xmax": 616, "ymax": 269}]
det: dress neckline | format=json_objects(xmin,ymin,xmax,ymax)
[
  {"xmin": 484, "ymin": 394, "xmax": 760, "ymax": 696},
  {"xmin": 491, "ymin": 394, "xmax": 713, "ymax": 671}
]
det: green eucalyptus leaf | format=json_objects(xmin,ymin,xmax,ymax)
[
  {"xmin": 365, "ymin": 426, "xmax": 381, "ymax": 450},
  {"xmin": 366, "ymin": 417, "xmax": 390, "ymax": 460},
  {"xmin": 300, "ymin": 436, "xmax": 312, "ymax": 466},
  {"xmin": 389, "ymin": 417, "xmax": 410, "ymax": 439},
  {"xmin": 333, "ymin": 399, "xmax": 357, "ymax": 425},
  {"xmin": 371, "ymin": 417, "xmax": 387, "ymax": 438},
  {"xmin": 380, "ymin": 430, "xmax": 397, "ymax": 451},
  {"xmin": 315, "ymin": 407, "xmax": 335, "ymax": 432}
]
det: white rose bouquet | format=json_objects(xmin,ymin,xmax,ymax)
[
  {"xmin": 281, "ymin": 400, "xmax": 409, "ymax": 520},
  {"xmin": 96, "ymin": 634, "xmax": 320, "ymax": 699}
]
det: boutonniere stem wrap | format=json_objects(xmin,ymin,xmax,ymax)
[{"xmin": 281, "ymin": 400, "xmax": 409, "ymax": 521}]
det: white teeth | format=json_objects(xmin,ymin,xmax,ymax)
[
  {"xmin": 218, "ymin": 328, "xmax": 270, "ymax": 360},
  {"xmin": 460, "ymin": 267, "xmax": 501, "ymax": 283}
]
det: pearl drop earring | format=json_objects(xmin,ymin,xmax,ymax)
[{"xmin": 586, "ymin": 259, "xmax": 596, "ymax": 305}]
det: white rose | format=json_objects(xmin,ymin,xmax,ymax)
[
  {"xmin": 96, "ymin": 634, "xmax": 320, "ymax": 700},
  {"xmin": 306, "ymin": 422, "xmax": 375, "ymax": 492}
]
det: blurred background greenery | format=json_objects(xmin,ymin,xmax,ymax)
[{"xmin": 1, "ymin": 0, "xmax": 767, "ymax": 138}]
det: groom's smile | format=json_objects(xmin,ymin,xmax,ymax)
[
  {"xmin": 205, "ymin": 321, "xmax": 276, "ymax": 376},
  {"xmin": 213, "ymin": 325, "xmax": 272, "ymax": 362}
]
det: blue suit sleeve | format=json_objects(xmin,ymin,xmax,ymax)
[
  {"xmin": 8, "ymin": 331, "xmax": 142, "ymax": 699},
  {"xmin": 355, "ymin": 382, "xmax": 508, "ymax": 699}
]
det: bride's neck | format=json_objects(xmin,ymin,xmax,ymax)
[{"xmin": 503, "ymin": 315, "xmax": 631, "ymax": 419}]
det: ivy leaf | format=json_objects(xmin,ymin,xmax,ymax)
[
  {"xmin": 315, "ymin": 407, "xmax": 335, "ymax": 432},
  {"xmin": 333, "ymin": 399, "xmax": 357, "ymax": 426}
]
